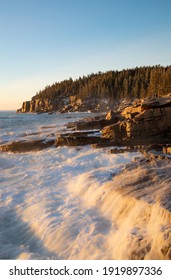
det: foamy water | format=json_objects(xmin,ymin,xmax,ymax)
[{"xmin": 0, "ymin": 111, "xmax": 170, "ymax": 259}]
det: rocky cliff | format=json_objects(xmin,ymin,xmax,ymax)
[
  {"xmin": 102, "ymin": 94, "xmax": 171, "ymax": 145},
  {"xmin": 17, "ymin": 97, "xmax": 69, "ymax": 113},
  {"xmin": 17, "ymin": 95, "xmax": 115, "ymax": 113}
]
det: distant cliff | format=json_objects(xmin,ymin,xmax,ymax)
[
  {"xmin": 17, "ymin": 96, "xmax": 116, "ymax": 113},
  {"xmin": 18, "ymin": 98, "xmax": 61, "ymax": 113},
  {"xmin": 17, "ymin": 65, "xmax": 171, "ymax": 113}
]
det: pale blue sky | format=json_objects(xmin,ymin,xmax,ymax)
[{"xmin": 0, "ymin": 0, "xmax": 171, "ymax": 109}]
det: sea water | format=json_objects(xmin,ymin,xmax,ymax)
[{"xmin": 0, "ymin": 111, "xmax": 170, "ymax": 260}]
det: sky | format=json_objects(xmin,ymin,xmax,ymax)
[{"xmin": 0, "ymin": 0, "xmax": 171, "ymax": 110}]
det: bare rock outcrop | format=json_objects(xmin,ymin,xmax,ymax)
[
  {"xmin": 102, "ymin": 95, "xmax": 171, "ymax": 145},
  {"xmin": 102, "ymin": 121, "xmax": 128, "ymax": 140},
  {"xmin": 0, "ymin": 139, "xmax": 54, "ymax": 153},
  {"xmin": 56, "ymin": 130, "xmax": 102, "ymax": 147},
  {"xmin": 18, "ymin": 93, "xmax": 116, "ymax": 114},
  {"xmin": 58, "ymin": 96, "xmax": 171, "ymax": 147}
]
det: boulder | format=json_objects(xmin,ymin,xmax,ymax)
[{"xmin": 102, "ymin": 121, "xmax": 128, "ymax": 140}]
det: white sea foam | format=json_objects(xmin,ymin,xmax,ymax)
[{"xmin": 0, "ymin": 111, "xmax": 170, "ymax": 260}]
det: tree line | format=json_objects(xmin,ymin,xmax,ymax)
[{"xmin": 32, "ymin": 65, "xmax": 171, "ymax": 101}]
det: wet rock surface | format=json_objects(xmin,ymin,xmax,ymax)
[
  {"xmin": 6, "ymin": 95, "xmax": 171, "ymax": 152},
  {"xmin": 0, "ymin": 139, "xmax": 55, "ymax": 153},
  {"xmin": 56, "ymin": 130, "xmax": 109, "ymax": 147}
]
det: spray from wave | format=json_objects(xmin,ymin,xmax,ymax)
[
  {"xmin": 0, "ymin": 145, "xmax": 170, "ymax": 260},
  {"xmin": 0, "ymin": 112, "xmax": 170, "ymax": 260}
]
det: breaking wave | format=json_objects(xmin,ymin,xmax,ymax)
[{"xmin": 0, "ymin": 111, "xmax": 170, "ymax": 260}]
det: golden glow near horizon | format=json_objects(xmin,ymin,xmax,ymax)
[{"xmin": 1, "ymin": 1, "xmax": 171, "ymax": 110}]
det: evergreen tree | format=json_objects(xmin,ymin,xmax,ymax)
[{"xmin": 32, "ymin": 65, "xmax": 171, "ymax": 102}]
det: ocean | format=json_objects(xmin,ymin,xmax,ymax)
[{"xmin": 0, "ymin": 111, "xmax": 170, "ymax": 260}]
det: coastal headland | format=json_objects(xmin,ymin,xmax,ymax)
[
  {"xmin": 1, "ymin": 67, "xmax": 171, "ymax": 260},
  {"xmin": 13, "ymin": 65, "xmax": 171, "ymax": 152}
]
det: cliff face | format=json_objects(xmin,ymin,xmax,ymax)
[
  {"xmin": 102, "ymin": 95, "xmax": 171, "ymax": 145},
  {"xmin": 18, "ymin": 96, "xmax": 115, "ymax": 113},
  {"xmin": 21, "ymin": 98, "xmax": 60, "ymax": 113},
  {"xmin": 18, "ymin": 96, "xmax": 67, "ymax": 113},
  {"xmin": 17, "ymin": 65, "xmax": 171, "ymax": 113}
]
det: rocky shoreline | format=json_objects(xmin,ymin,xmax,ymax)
[
  {"xmin": 2, "ymin": 94, "xmax": 170, "ymax": 261},
  {"xmin": 55, "ymin": 94, "xmax": 171, "ymax": 151},
  {"xmin": 1, "ymin": 95, "xmax": 171, "ymax": 156}
]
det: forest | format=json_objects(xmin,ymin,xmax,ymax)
[{"xmin": 32, "ymin": 65, "xmax": 171, "ymax": 101}]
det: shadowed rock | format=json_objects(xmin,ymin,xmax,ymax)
[
  {"xmin": 76, "ymin": 119, "xmax": 109, "ymax": 130},
  {"xmin": 56, "ymin": 135, "xmax": 101, "ymax": 146}
]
